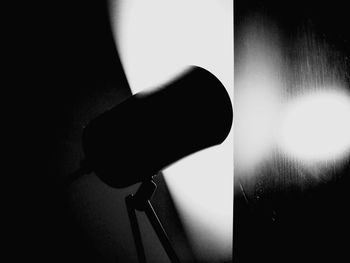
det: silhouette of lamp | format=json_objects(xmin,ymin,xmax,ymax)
[
  {"xmin": 71, "ymin": 67, "xmax": 233, "ymax": 263},
  {"xmin": 110, "ymin": 2, "xmax": 234, "ymax": 260}
]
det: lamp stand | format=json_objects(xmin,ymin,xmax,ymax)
[{"xmin": 125, "ymin": 179, "xmax": 180, "ymax": 263}]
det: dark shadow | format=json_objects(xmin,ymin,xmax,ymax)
[{"xmin": 7, "ymin": 0, "xmax": 209, "ymax": 262}]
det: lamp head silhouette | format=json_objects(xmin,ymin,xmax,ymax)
[{"xmin": 82, "ymin": 66, "xmax": 233, "ymax": 188}]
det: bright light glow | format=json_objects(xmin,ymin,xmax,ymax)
[
  {"xmin": 234, "ymin": 18, "xmax": 350, "ymax": 181},
  {"xmin": 113, "ymin": 0, "xmax": 233, "ymax": 94},
  {"xmin": 279, "ymin": 90, "xmax": 350, "ymax": 163},
  {"xmin": 110, "ymin": 0, "xmax": 233, "ymax": 261},
  {"xmin": 234, "ymin": 20, "xmax": 283, "ymax": 176}
]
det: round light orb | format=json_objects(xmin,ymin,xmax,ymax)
[{"xmin": 279, "ymin": 90, "xmax": 350, "ymax": 163}]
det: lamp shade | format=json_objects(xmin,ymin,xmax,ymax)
[{"xmin": 82, "ymin": 66, "xmax": 233, "ymax": 188}]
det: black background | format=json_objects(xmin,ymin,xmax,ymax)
[
  {"xmin": 6, "ymin": 0, "xmax": 131, "ymax": 262},
  {"xmin": 6, "ymin": 0, "xmax": 194, "ymax": 262}
]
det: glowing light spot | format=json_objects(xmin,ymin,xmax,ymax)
[
  {"xmin": 234, "ymin": 20, "xmax": 283, "ymax": 176},
  {"xmin": 279, "ymin": 90, "xmax": 350, "ymax": 163}
]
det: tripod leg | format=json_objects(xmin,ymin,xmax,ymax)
[
  {"xmin": 144, "ymin": 200, "xmax": 180, "ymax": 263},
  {"xmin": 125, "ymin": 195, "xmax": 147, "ymax": 263}
]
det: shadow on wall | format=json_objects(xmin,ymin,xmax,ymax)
[{"xmin": 7, "ymin": 0, "xmax": 195, "ymax": 262}]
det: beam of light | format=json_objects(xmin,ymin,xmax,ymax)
[
  {"xmin": 276, "ymin": 29, "xmax": 350, "ymax": 178},
  {"xmin": 110, "ymin": 0, "xmax": 233, "ymax": 261},
  {"xmin": 234, "ymin": 15, "xmax": 350, "ymax": 194},
  {"xmin": 235, "ymin": 17, "xmax": 350, "ymax": 188},
  {"xmin": 234, "ymin": 18, "xmax": 283, "ymax": 178},
  {"xmin": 279, "ymin": 90, "xmax": 350, "ymax": 163}
]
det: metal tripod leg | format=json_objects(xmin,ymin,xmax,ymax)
[
  {"xmin": 143, "ymin": 200, "xmax": 180, "ymax": 263},
  {"xmin": 126, "ymin": 195, "xmax": 147, "ymax": 263},
  {"xmin": 125, "ymin": 180, "xmax": 180, "ymax": 263}
]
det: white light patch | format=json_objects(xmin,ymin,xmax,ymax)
[
  {"xmin": 110, "ymin": 0, "xmax": 233, "ymax": 261},
  {"xmin": 165, "ymin": 140, "xmax": 233, "ymax": 261},
  {"xmin": 234, "ymin": 19, "xmax": 350, "ymax": 185},
  {"xmin": 112, "ymin": 0, "xmax": 233, "ymax": 94},
  {"xmin": 279, "ymin": 90, "xmax": 350, "ymax": 163},
  {"xmin": 234, "ymin": 20, "xmax": 283, "ymax": 177}
]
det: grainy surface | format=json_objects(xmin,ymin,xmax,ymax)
[{"xmin": 235, "ymin": 1, "xmax": 350, "ymax": 262}]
